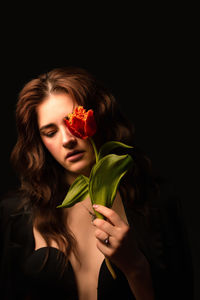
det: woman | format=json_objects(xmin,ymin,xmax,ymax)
[{"xmin": 0, "ymin": 67, "xmax": 193, "ymax": 299}]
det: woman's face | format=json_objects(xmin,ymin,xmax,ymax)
[{"xmin": 37, "ymin": 93, "xmax": 96, "ymax": 184}]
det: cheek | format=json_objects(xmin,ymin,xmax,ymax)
[{"xmin": 42, "ymin": 138, "xmax": 58, "ymax": 157}]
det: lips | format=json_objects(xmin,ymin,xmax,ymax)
[{"xmin": 65, "ymin": 150, "xmax": 85, "ymax": 160}]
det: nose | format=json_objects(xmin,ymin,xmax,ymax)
[{"xmin": 61, "ymin": 126, "xmax": 77, "ymax": 148}]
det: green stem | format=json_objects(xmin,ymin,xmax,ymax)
[
  {"xmin": 105, "ymin": 257, "xmax": 117, "ymax": 280},
  {"xmin": 89, "ymin": 138, "xmax": 98, "ymax": 163},
  {"xmin": 89, "ymin": 138, "xmax": 117, "ymax": 279}
]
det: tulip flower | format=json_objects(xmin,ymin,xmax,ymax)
[{"xmin": 64, "ymin": 106, "xmax": 97, "ymax": 139}]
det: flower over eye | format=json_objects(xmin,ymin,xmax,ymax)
[{"xmin": 64, "ymin": 106, "xmax": 97, "ymax": 139}]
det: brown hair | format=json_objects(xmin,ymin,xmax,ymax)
[{"xmin": 11, "ymin": 66, "xmax": 161, "ymax": 269}]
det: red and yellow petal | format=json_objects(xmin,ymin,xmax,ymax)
[
  {"xmin": 85, "ymin": 110, "xmax": 97, "ymax": 137},
  {"xmin": 64, "ymin": 106, "xmax": 97, "ymax": 139},
  {"xmin": 64, "ymin": 119, "xmax": 84, "ymax": 138}
]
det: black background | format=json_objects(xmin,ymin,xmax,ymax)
[{"xmin": 1, "ymin": 5, "xmax": 199, "ymax": 299}]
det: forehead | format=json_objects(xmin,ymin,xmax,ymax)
[{"xmin": 37, "ymin": 93, "xmax": 76, "ymax": 127}]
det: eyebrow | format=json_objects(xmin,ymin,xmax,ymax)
[{"xmin": 39, "ymin": 123, "xmax": 55, "ymax": 132}]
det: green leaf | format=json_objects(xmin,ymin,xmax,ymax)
[
  {"xmin": 98, "ymin": 141, "xmax": 133, "ymax": 161},
  {"xmin": 57, "ymin": 175, "xmax": 89, "ymax": 208},
  {"xmin": 89, "ymin": 154, "xmax": 133, "ymax": 218}
]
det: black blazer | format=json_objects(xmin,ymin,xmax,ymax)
[{"xmin": 0, "ymin": 183, "xmax": 194, "ymax": 300}]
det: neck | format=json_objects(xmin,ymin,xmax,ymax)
[{"xmin": 65, "ymin": 196, "xmax": 96, "ymax": 226}]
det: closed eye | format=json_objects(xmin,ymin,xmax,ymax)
[{"xmin": 42, "ymin": 131, "xmax": 57, "ymax": 138}]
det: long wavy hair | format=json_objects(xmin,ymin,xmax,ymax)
[{"xmin": 11, "ymin": 66, "xmax": 163, "ymax": 269}]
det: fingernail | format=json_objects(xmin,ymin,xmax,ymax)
[{"xmin": 93, "ymin": 204, "xmax": 99, "ymax": 209}]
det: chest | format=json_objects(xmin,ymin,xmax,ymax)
[
  {"xmin": 33, "ymin": 193, "xmax": 129, "ymax": 300},
  {"xmin": 66, "ymin": 194, "xmax": 129, "ymax": 300},
  {"xmin": 66, "ymin": 203, "xmax": 105, "ymax": 300},
  {"xmin": 68, "ymin": 233, "xmax": 105, "ymax": 300}
]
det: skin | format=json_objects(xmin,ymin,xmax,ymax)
[
  {"xmin": 37, "ymin": 93, "xmax": 96, "ymax": 185},
  {"xmin": 92, "ymin": 204, "xmax": 155, "ymax": 300},
  {"xmin": 36, "ymin": 93, "xmax": 154, "ymax": 299}
]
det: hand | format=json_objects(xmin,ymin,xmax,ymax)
[{"xmin": 92, "ymin": 204, "xmax": 145, "ymax": 276}]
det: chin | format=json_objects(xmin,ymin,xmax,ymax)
[
  {"xmin": 67, "ymin": 163, "xmax": 93, "ymax": 178},
  {"xmin": 77, "ymin": 167, "xmax": 92, "ymax": 178}
]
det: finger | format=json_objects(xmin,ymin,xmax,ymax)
[
  {"xmin": 96, "ymin": 235, "xmax": 121, "ymax": 256},
  {"xmin": 96, "ymin": 239, "xmax": 113, "ymax": 256},
  {"xmin": 93, "ymin": 204, "xmax": 125, "ymax": 227},
  {"xmin": 92, "ymin": 218, "xmax": 115, "ymax": 237},
  {"xmin": 94, "ymin": 228, "xmax": 109, "ymax": 243}
]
